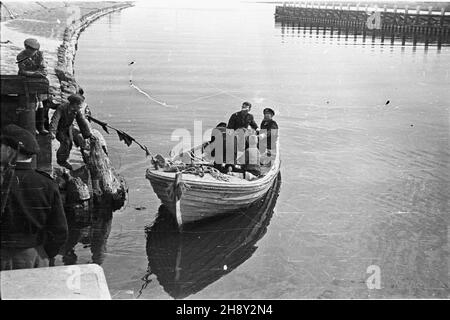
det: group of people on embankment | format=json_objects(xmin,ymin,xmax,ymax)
[{"xmin": 1, "ymin": 38, "xmax": 116, "ymax": 271}]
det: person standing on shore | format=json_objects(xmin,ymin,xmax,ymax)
[
  {"xmin": 0, "ymin": 125, "xmax": 68, "ymax": 270},
  {"xmin": 16, "ymin": 38, "xmax": 50, "ymax": 135},
  {"xmin": 49, "ymin": 94, "xmax": 93, "ymax": 170}
]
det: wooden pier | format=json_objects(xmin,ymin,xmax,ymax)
[{"xmin": 275, "ymin": 2, "xmax": 450, "ymax": 47}]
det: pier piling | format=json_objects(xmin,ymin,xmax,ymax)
[{"xmin": 275, "ymin": 2, "xmax": 450, "ymax": 46}]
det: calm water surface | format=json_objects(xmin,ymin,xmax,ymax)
[{"xmin": 73, "ymin": 2, "xmax": 450, "ymax": 299}]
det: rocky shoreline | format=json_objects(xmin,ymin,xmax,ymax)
[{"xmin": 54, "ymin": 3, "xmax": 134, "ymax": 102}]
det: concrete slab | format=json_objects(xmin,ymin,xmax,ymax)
[{"xmin": 0, "ymin": 264, "xmax": 111, "ymax": 300}]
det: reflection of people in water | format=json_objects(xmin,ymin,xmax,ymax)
[{"xmin": 140, "ymin": 172, "xmax": 281, "ymax": 299}]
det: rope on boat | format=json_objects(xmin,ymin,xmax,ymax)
[
  {"xmin": 166, "ymin": 172, "xmax": 190, "ymax": 202},
  {"xmin": 137, "ymin": 265, "xmax": 153, "ymax": 299},
  {"xmin": 180, "ymin": 165, "xmax": 230, "ymax": 182},
  {"xmin": 159, "ymin": 158, "xmax": 231, "ymax": 182}
]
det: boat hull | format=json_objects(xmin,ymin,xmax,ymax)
[
  {"xmin": 147, "ymin": 172, "xmax": 277, "ymax": 224},
  {"xmin": 146, "ymin": 141, "xmax": 281, "ymax": 226}
]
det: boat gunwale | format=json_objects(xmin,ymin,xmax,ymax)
[{"xmin": 146, "ymin": 141, "xmax": 281, "ymax": 189}]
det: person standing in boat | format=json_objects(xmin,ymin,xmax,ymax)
[
  {"xmin": 226, "ymin": 102, "xmax": 259, "ymax": 166},
  {"xmin": 0, "ymin": 125, "xmax": 68, "ymax": 270},
  {"xmin": 49, "ymin": 94, "xmax": 93, "ymax": 170},
  {"xmin": 259, "ymin": 108, "xmax": 278, "ymax": 156},
  {"xmin": 226, "ymin": 102, "xmax": 258, "ymax": 131},
  {"xmin": 17, "ymin": 38, "xmax": 50, "ymax": 135}
]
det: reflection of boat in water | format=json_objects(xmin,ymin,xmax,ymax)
[{"xmin": 143, "ymin": 172, "xmax": 281, "ymax": 299}]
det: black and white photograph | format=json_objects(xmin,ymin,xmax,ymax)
[{"xmin": 0, "ymin": 0, "xmax": 448, "ymax": 304}]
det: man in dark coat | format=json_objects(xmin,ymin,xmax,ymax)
[
  {"xmin": 0, "ymin": 125, "xmax": 68, "ymax": 270},
  {"xmin": 49, "ymin": 94, "xmax": 92, "ymax": 170},
  {"xmin": 259, "ymin": 107, "xmax": 278, "ymax": 155},
  {"xmin": 227, "ymin": 101, "xmax": 258, "ymax": 131}
]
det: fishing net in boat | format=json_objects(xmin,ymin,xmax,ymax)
[
  {"xmin": 180, "ymin": 165, "xmax": 230, "ymax": 182},
  {"xmin": 151, "ymin": 154, "xmax": 230, "ymax": 182}
]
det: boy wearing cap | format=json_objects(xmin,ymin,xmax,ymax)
[
  {"xmin": 0, "ymin": 125, "xmax": 68, "ymax": 270},
  {"xmin": 259, "ymin": 108, "xmax": 278, "ymax": 155},
  {"xmin": 17, "ymin": 38, "xmax": 47, "ymax": 79},
  {"xmin": 17, "ymin": 38, "xmax": 49, "ymax": 135},
  {"xmin": 49, "ymin": 94, "xmax": 93, "ymax": 170}
]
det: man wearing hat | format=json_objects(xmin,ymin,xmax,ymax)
[
  {"xmin": 17, "ymin": 38, "xmax": 47, "ymax": 78},
  {"xmin": 0, "ymin": 124, "xmax": 68, "ymax": 270},
  {"xmin": 17, "ymin": 38, "xmax": 49, "ymax": 135},
  {"xmin": 49, "ymin": 94, "xmax": 93, "ymax": 170},
  {"xmin": 259, "ymin": 108, "xmax": 278, "ymax": 155},
  {"xmin": 226, "ymin": 101, "xmax": 259, "ymax": 131}
]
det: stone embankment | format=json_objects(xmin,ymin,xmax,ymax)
[
  {"xmin": 54, "ymin": 3, "xmax": 133, "ymax": 102},
  {"xmin": 0, "ymin": 2, "xmax": 133, "ymax": 101}
]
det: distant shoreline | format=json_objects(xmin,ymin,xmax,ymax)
[{"xmin": 251, "ymin": 1, "xmax": 450, "ymax": 11}]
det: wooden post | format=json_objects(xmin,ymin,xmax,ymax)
[
  {"xmin": 412, "ymin": 25, "xmax": 417, "ymax": 46},
  {"xmin": 345, "ymin": 21, "xmax": 349, "ymax": 41},
  {"xmin": 415, "ymin": 5, "xmax": 421, "ymax": 24},
  {"xmin": 404, "ymin": 5, "xmax": 408, "ymax": 26},
  {"xmin": 391, "ymin": 19, "xmax": 395, "ymax": 44},
  {"xmin": 393, "ymin": 5, "xmax": 397, "ymax": 25},
  {"xmin": 401, "ymin": 25, "xmax": 406, "ymax": 45},
  {"xmin": 427, "ymin": 6, "xmax": 432, "ymax": 25},
  {"xmin": 381, "ymin": 5, "xmax": 387, "ymax": 43},
  {"xmin": 362, "ymin": 21, "xmax": 366, "ymax": 42},
  {"xmin": 440, "ymin": 8, "xmax": 445, "ymax": 27}
]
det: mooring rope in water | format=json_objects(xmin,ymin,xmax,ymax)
[
  {"xmin": 129, "ymin": 81, "xmax": 178, "ymax": 108},
  {"xmin": 128, "ymin": 60, "xmax": 315, "ymax": 113},
  {"xmin": 128, "ymin": 61, "xmax": 177, "ymax": 108},
  {"xmin": 128, "ymin": 61, "xmax": 243, "ymax": 109}
]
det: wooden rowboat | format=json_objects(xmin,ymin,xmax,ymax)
[
  {"xmin": 143, "ymin": 173, "xmax": 281, "ymax": 299},
  {"xmin": 145, "ymin": 139, "xmax": 280, "ymax": 227}
]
